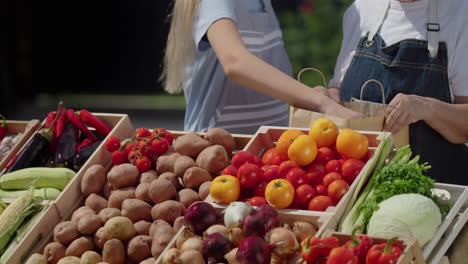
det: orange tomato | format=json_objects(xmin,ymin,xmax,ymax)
[
  {"xmin": 336, "ymin": 129, "xmax": 369, "ymax": 160},
  {"xmin": 276, "ymin": 129, "xmax": 304, "ymax": 155},
  {"xmin": 288, "ymin": 135, "xmax": 317, "ymax": 166},
  {"xmin": 309, "ymin": 118, "xmax": 339, "ymax": 148},
  {"xmin": 265, "ymin": 179, "xmax": 295, "ymax": 208},
  {"xmin": 210, "ymin": 175, "xmax": 241, "ymax": 204}
]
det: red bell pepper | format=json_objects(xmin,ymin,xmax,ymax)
[
  {"xmin": 0, "ymin": 115, "xmax": 7, "ymax": 143},
  {"xmin": 326, "ymin": 246, "xmax": 359, "ymax": 264},
  {"xmin": 78, "ymin": 109, "xmax": 112, "ymax": 136},
  {"xmin": 301, "ymin": 235, "xmax": 341, "ymax": 264},
  {"xmin": 66, "ymin": 109, "xmax": 98, "ymax": 142},
  {"xmin": 366, "ymin": 237, "xmax": 402, "ymax": 264},
  {"xmin": 344, "ymin": 226, "xmax": 374, "ymax": 263}
]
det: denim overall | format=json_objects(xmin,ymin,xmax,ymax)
[{"xmin": 339, "ymin": 0, "xmax": 468, "ymax": 184}]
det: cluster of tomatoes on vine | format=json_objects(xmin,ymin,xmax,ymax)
[{"xmin": 104, "ymin": 127, "xmax": 174, "ymax": 173}]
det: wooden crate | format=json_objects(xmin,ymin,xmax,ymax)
[
  {"xmin": 321, "ymin": 230, "xmax": 426, "ymax": 264},
  {"xmin": 0, "ymin": 120, "xmax": 41, "ymax": 170}
]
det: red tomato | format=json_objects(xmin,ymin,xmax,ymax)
[
  {"xmin": 285, "ymin": 168, "xmax": 308, "ymax": 189},
  {"xmin": 271, "ymin": 153, "xmax": 289, "ymax": 166},
  {"xmin": 308, "ymin": 195, "xmax": 334, "ymax": 211},
  {"xmin": 105, "ymin": 136, "xmax": 120, "ymax": 152},
  {"xmin": 150, "ymin": 138, "xmax": 169, "ymax": 155},
  {"xmin": 128, "ymin": 150, "xmax": 140, "ymax": 163},
  {"xmin": 261, "ymin": 165, "xmax": 272, "ymax": 171},
  {"xmin": 331, "ymin": 145, "xmax": 343, "ymax": 159},
  {"xmin": 294, "ymin": 184, "xmax": 318, "ymax": 209},
  {"xmin": 239, "ymin": 188, "xmax": 254, "ymax": 201},
  {"xmin": 253, "ymin": 182, "xmax": 267, "ymax": 197},
  {"xmin": 252, "ymin": 156, "xmax": 264, "ymax": 167},
  {"xmin": 135, "ymin": 127, "xmax": 150, "ymax": 138},
  {"xmin": 262, "ymin": 148, "xmax": 278, "ymax": 165},
  {"xmin": 162, "ymin": 130, "xmax": 174, "ymax": 145},
  {"xmin": 326, "ymin": 160, "xmax": 342, "ymax": 174},
  {"xmin": 278, "ymin": 160, "xmax": 300, "ymax": 178},
  {"xmin": 138, "ymin": 140, "xmax": 153, "ymax": 158},
  {"xmin": 124, "ymin": 142, "xmax": 138, "ymax": 155},
  {"xmin": 305, "ymin": 163, "xmax": 327, "ymax": 186},
  {"xmin": 327, "ymin": 179, "xmax": 349, "ymax": 202},
  {"xmin": 221, "ymin": 165, "xmax": 238, "ymax": 176},
  {"xmin": 262, "ymin": 165, "xmax": 280, "ymax": 182},
  {"xmin": 362, "ymin": 150, "xmax": 372, "ymax": 162},
  {"xmin": 237, "ymin": 163, "xmax": 263, "ymax": 188},
  {"xmin": 111, "ymin": 150, "xmax": 127, "ymax": 165},
  {"xmin": 232, "ymin": 151, "xmax": 255, "ymax": 168},
  {"xmin": 338, "ymin": 159, "xmax": 347, "ymax": 166},
  {"xmin": 341, "ymin": 159, "xmax": 365, "ymax": 184},
  {"xmin": 247, "ymin": 196, "xmax": 267, "ymax": 206},
  {"xmin": 135, "ymin": 156, "xmax": 151, "ymax": 173},
  {"xmin": 316, "ymin": 184, "xmax": 327, "ymax": 195},
  {"xmin": 323, "ymin": 172, "xmax": 342, "ymax": 187},
  {"xmin": 315, "ymin": 147, "xmax": 334, "ymax": 164}
]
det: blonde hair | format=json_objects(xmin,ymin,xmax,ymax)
[{"xmin": 161, "ymin": 0, "xmax": 200, "ymax": 94}]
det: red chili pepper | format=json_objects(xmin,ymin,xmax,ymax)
[
  {"xmin": 66, "ymin": 109, "xmax": 98, "ymax": 142},
  {"xmin": 301, "ymin": 235, "xmax": 341, "ymax": 264},
  {"xmin": 77, "ymin": 138, "xmax": 93, "ymax": 152},
  {"xmin": 366, "ymin": 237, "xmax": 402, "ymax": 264},
  {"xmin": 78, "ymin": 109, "xmax": 112, "ymax": 136},
  {"xmin": 54, "ymin": 106, "xmax": 67, "ymax": 139},
  {"xmin": 326, "ymin": 246, "xmax": 359, "ymax": 264},
  {"xmin": 344, "ymin": 226, "xmax": 374, "ymax": 263},
  {"xmin": 0, "ymin": 115, "xmax": 7, "ymax": 143},
  {"xmin": 44, "ymin": 112, "xmax": 56, "ymax": 129}
]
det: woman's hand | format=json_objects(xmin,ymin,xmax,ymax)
[
  {"xmin": 384, "ymin": 93, "xmax": 430, "ymax": 133},
  {"xmin": 328, "ymin": 88, "xmax": 341, "ymax": 103},
  {"xmin": 320, "ymin": 97, "xmax": 363, "ymax": 120}
]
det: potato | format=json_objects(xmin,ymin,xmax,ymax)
[
  {"xmin": 57, "ymin": 256, "xmax": 80, "ymax": 264},
  {"xmin": 108, "ymin": 187, "xmax": 136, "ymax": 209},
  {"xmin": 107, "ymin": 163, "xmax": 139, "ymax": 189},
  {"xmin": 159, "ymin": 172, "xmax": 182, "ymax": 190},
  {"xmin": 174, "ymin": 132, "xmax": 210, "ymax": 158},
  {"xmin": 139, "ymin": 258, "xmax": 156, "ymax": 264},
  {"xmin": 139, "ymin": 170, "xmax": 158, "ymax": 184},
  {"xmin": 134, "ymin": 220, "xmax": 151, "ymax": 236},
  {"xmin": 127, "ymin": 235, "xmax": 152, "ymax": 263},
  {"xmin": 204, "ymin": 128, "xmax": 236, "ymax": 154},
  {"xmin": 54, "ymin": 221, "xmax": 80, "ymax": 245},
  {"xmin": 94, "ymin": 227, "xmax": 109, "ymax": 249},
  {"xmin": 196, "ymin": 145, "xmax": 229, "ymax": 174},
  {"xmin": 103, "ymin": 216, "xmax": 136, "ymax": 240},
  {"xmin": 177, "ymin": 188, "xmax": 200, "ymax": 208},
  {"xmin": 151, "ymin": 200, "xmax": 186, "ymax": 224},
  {"xmin": 85, "ymin": 194, "xmax": 108, "ymax": 214},
  {"xmin": 198, "ymin": 181, "xmax": 211, "ymax": 200},
  {"xmin": 103, "ymin": 182, "xmax": 112, "ymax": 199},
  {"xmin": 81, "ymin": 165, "xmax": 107, "ymax": 197},
  {"xmin": 173, "ymin": 216, "xmax": 184, "ymax": 233},
  {"xmin": 156, "ymin": 153, "xmax": 181, "ymax": 173},
  {"xmin": 151, "ymin": 233, "xmax": 174, "ymax": 259},
  {"xmin": 173, "ymin": 156, "xmax": 196, "ymax": 177},
  {"xmin": 121, "ymin": 199, "xmax": 152, "ymax": 222},
  {"xmin": 149, "ymin": 220, "xmax": 172, "ymax": 237},
  {"xmin": 183, "ymin": 167, "xmax": 212, "ymax": 189},
  {"xmin": 102, "ymin": 239, "xmax": 125, "ymax": 264},
  {"xmin": 149, "ymin": 179, "xmax": 176, "ymax": 204},
  {"xmin": 98, "ymin": 208, "xmax": 121, "ymax": 223},
  {"xmin": 80, "ymin": 251, "xmax": 102, "ymax": 264},
  {"xmin": 71, "ymin": 207, "xmax": 96, "ymax": 223},
  {"xmin": 135, "ymin": 183, "xmax": 152, "ymax": 203},
  {"xmin": 78, "ymin": 214, "xmax": 103, "ymax": 235},
  {"xmin": 65, "ymin": 237, "xmax": 94, "ymax": 257},
  {"xmin": 26, "ymin": 253, "xmax": 47, "ymax": 264},
  {"xmin": 44, "ymin": 242, "xmax": 66, "ymax": 264}
]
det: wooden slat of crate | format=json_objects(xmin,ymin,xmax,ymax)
[
  {"xmin": 0, "ymin": 120, "xmax": 41, "ymax": 170},
  {"xmin": 169, "ymin": 130, "xmax": 252, "ymax": 151}
]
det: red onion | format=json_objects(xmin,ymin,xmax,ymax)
[
  {"xmin": 184, "ymin": 202, "xmax": 217, "ymax": 235},
  {"xmin": 201, "ymin": 232, "xmax": 233, "ymax": 264},
  {"xmin": 243, "ymin": 204, "xmax": 280, "ymax": 237},
  {"xmin": 236, "ymin": 236, "xmax": 275, "ymax": 264}
]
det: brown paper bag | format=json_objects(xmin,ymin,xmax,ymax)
[{"xmin": 290, "ymin": 68, "xmax": 409, "ymax": 147}]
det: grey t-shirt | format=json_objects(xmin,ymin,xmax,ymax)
[{"xmin": 183, "ymin": 0, "xmax": 292, "ymax": 134}]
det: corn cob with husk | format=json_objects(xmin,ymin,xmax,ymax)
[{"xmin": 0, "ymin": 201, "xmax": 6, "ymax": 216}]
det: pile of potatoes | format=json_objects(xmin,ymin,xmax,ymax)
[{"xmin": 27, "ymin": 128, "xmax": 237, "ymax": 264}]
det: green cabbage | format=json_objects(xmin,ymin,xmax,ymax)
[{"xmin": 367, "ymin": 193, "xmax": 441, "ymax": 247}]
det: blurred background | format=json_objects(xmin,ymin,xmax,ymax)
[{"xmin": 1, "ymin": 0, "xmax": 351, "ymax": 130}]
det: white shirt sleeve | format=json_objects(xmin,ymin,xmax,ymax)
[{"xmin": 449, "ymin": 17, "xmax": 468, "ymax": 97}]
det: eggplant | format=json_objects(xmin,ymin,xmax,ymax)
[
  {"xmin": 55, "ymin": 123, "xmax": 80, "ymax": 169},
  {"xmin": 4, "ymin": 132, "xmax": 51, "ymax": 173},
  {"xmin": 72, "ymin": 141, "xmax": 101, "ymax": 171}
]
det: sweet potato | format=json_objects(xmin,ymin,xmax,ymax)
[
  {"xmin": 80, "ymin": 251, "xmax": 102, "ymax": 264},
  {"xmin": 44, "ymin": 242, "xmax": 66, "ymax": 264},
  {"xmin": 135, "ymin": 183, "xmax": 152, "ymax": 203},
  {"xmin": 174, "ymin": 132, "xmax": 210, "ymax": 158},
  {"xmin": 121, "ymin": 199, "xmax": 152, "ymax": 222},
  {"xmin": 98, "ymin": 208, "xmax": 121, "ymax": 223},
  {"xmin": 57, "ymin": 256, "xmax": 80, "ymax": 264},
  {"xmin": 173, "ymin": 156, "xmax": 196, "ymax": 177},
  {"xmin": 108, "ymin": 187, "xmax": 135, "ymax": 209},
  {"xmin": 65, "ymin": 237, "xmax": 94, "ymax": 257},
  {"xmin": 93, "ymin": 227, "xmax": 109, "ymax": 249},
  {"xmin": 156, "ymin": 153, "xmax": 181, "ymax": 173},
  {"xmin": 81, "ymin": 165, "xmax": 107, "ymax": 197},
  {"xmin": 134, "ymin": 220, "xmax": 151, "ymax": 236},
  {"xmin": 103, "ymin": 216, "xmax": 136, "ymax": 240},
  {"xmin": 182, "ymin": 167, "xmax": 212, "ymax": 189},
  {"xmin": 26, "ymin": 254, "xmax": 47, "ymax": 264},
  {"xmin": 148, "ymin": 179, "xmax": 176, "ymax": 204},
  {"xmin": 177, "ymin": 188, "xmax": 200, "ymax": 208},
  {"xmin": 198, "ymin": 181, "xmax": 211, "ymax": 200},
  {"xmin": 77, "ymin": 214, "xmax": 103, "ymax": 235},
  {"xmin": 196, "ymin": 145, "xmax": 229, "ymax": 174},
  {"xmin": 102, "ymin": 239, "xmax": 125, "ymax": 264},
  {"xmin": 71, "ymin": 207, "xmax": 96, "ymax": 224},
  {"xmin": 151, "ymin": 200, "xmax": 186, "ymax": 224},
  {"xmin": 139, "ymin": 170, "xmax": 158, "ymax": 184},
  {"xmin": 149, "ymin": 220, "xmax": 173, "ymax": 238},
  {"xmin": 204, "ymin": 128, "xmax": 236, "ymax": 154},
  {"xmin": 127, "ymin": 235, "xmax": 152, "ymax": 263},
  {"xmin": 85, "ymin": 194, "xmax": 108, "ymax": 214},
  {"xmin": 54, "ymin": 221, "xmax": 80, "ymax": 245},
  {"xmin": 173, "ymin": 216, "xmax": 184, "ymax": 233},
  {"xmin": 158, "ymin": 172, "xmax": 182, "ymax": 190},
  {"xmin": 107, "ymin": 163, "xmax": 139, "ymax": 189}
]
